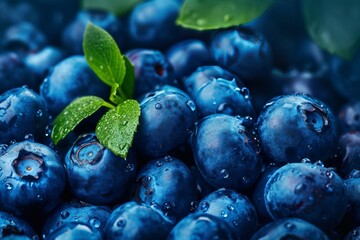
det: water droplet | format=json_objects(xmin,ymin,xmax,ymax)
[
  {"xmin": 36, "ymin": 109, "xmax": 43, "ymax": 117},
  {"xmin": 264, "ymin": 101, "xmax": 274, "ymax": 108},
  {"xmin": 155, "ymin": 103, "xmax": 162, "ymax": 109},
  {"xmin": 325, "ymin": 170, "xmax": 334, "ymax": 179},
  {"xmin": 314, "ymin": 160, "xmax": 324, "ymax": 167},
  {"xmin": 220, "ymin": 169, "xmax": 229, "ymax": 179},
  {"xmin": 24, "ymin": 134, "xmax": 34, "ymax": 141},
  {"xmin": 116, "ymin": 218, "xmax": 126, "ymax": 228},
  {"xmin": 186, "ymin": 100, "xmax": 196, "ymax": 111},
  {"xmin": 200, "ymin": 201, "xmax": 210, "ymax": 212},
  {"xmin": 242, "ymin": 176, "xmax": 249, "ymax": 182},
  {"xmin": 233, "ymin": 220, "xmax": 239, "ymax": 226},
  {"xmin": 164, "ymin": 156, "xmax": 172, "ymax": 162},
  {"xmin": 190, "ymin": 201, "xmax": 198, "ymax": 212},
  {"xmin": 221, "ymin": 211, "xmax": 228, "ymax": 218},
  {"xmin": 126, "ymin": 163, "xmax": 134, "ymax": 172},
  {"xmin": 146, "ymin": 176, "xmax": 152, "ymax": 182},
  {"xmin": 325, "ymin": 183, "xmax": 333, "ymax": 192},
  {"xmin": 5, "ymin": 182, "xmax": 12, "ymax": 190},
  {"xmin": 156, "ymin": 160, "xmax": 163, "ymax": 167},
  {"xmin": 285, "ymin": 222, "xmax": 296, "ymax": 230},
  {"xmin": 89, "ymin": 56, "xmax": 93, "ymax": 61},
  {"xmin": 227, "ymin": 205, "xmax": 235, "ymax": 211},
  {"xmin": 60, "ymin": 211, "xmax": 70, "ymax": 219},
  {"xmin": 294, "ymin": 183, "xmax": 306, "ymax": 194},
  {"xmin": 100, "ymin": 65, "xmax": 104, "ymax": 69},
  {"xmin": 0, "ymin": 144, "xmax": 8, "ymax": 155},
  {"xmin": 301, "ymin": 158, "xmax": 311, "ymax": 163},
  {"xmin": 89, "ymin": 217, "xmax": 101, "ymax": 228},
  {"xmin": 240, "ymin": 87, "xmax": 250, "ymax": 99},
  {"xmin": 217, "ymin": 103, "xmax": 234, "ymax": 115},
  {"xmin": 196, "ymin": 18, "xmax": 207, "ymax": 26}
]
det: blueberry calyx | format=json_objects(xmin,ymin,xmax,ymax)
[
  {"xmin": 12, "ymin": 150, "xmax": 44, "ymax": 180},
  {"xmin": 300, "ymin": 102, "xmax": 329, "ymax": 133},
  {"xmin": 70, "ymin": 134, "xmax": 104, "ymax": 166}
]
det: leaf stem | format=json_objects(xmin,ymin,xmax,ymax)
[{"xmin": 102, "ymin": 101, "xmax": 116, "ymax": 109}]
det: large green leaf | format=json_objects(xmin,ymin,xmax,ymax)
[
  {"xmin": 303, "ymin": 0, "xmax": 360, "ymax": 60},
  {"xmin": 95, "ymin": 99, "xmax": 141, "ymax": 158},
  {"xmin": 82, "ymin": 0, "xmax": 142, "ymax": 16},
  {"xmin": 177, "ymin": 0, "xmax": 274, "ymax": 30}
]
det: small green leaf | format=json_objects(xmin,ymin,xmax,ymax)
[
  {"xmin": 177, "ymin": 0, "xmax": 274, "ymax": 30},
  {"xmin": 51, "ymin": 96, "xmax": 111, "ymax": 145},
  {"xmin": 303, "ymin": 0, "xmax": 360, "ymax": 60},
  {"xmin": 96, "ymin": 99, "xmax": 141, "ymax": 158},
  {"xmin": 121, "ymin": 56, "xmax": 136, "ymax": 99},
  {"xmin": 82, "ymin": 0, "xmax": 142, "ymax": 16},
  {"xmin": 83, "ymin": 22, "xmax": 126, "ymax": 87}
]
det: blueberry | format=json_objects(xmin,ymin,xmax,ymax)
[
  {"xmin": 134, "ymin": 87, "xmax": 197, "ymax": 158},
  {"xmin": 45, "ymin": 222, "xmax": 103, "ymax": 240},
  {"xmin": 0, "ymin": 141, "xmax": 66, "ymax": 218},
  {"xmin": 196, "ymin": 188, "xmax": 258, "ymax": 239},
  {"xmin": 2, "ymin": 22, "xmax": 47, "ymax": 53},
  {"xmin": 250, "ymin": 165, "xmax": 279, "ymax": 224},
  {"xmin": 250, "ymin": 218, "xmax": 329, "ymax": 240},
  {"xmin": 0, "ymin": 211, "xmax": 38, "ymax": 239},
  {"xmin": 337, "ymin": 132, "xmax": 360, "ymax": 176},
  {"xmin": 42, "ymin": 200, "xmax": 111, "ymax": 239},
  {"xmin": 191, "ymin": 114, "xmax": 262, "ymax": 191},
  {"xmin": 135, "ymin": 156, "xmax": 197, "ymax": 222},
  {"xmin": 24, "ymin": 46, "xmax": 65, "ymax": 83},
  {"xmin": 126, "ymin": 49, "xmax": 175, "ymax": 98},
  {"xmin": 330, "ymin": 50, "xmax": 360, "ymax": 101},
  {"xmin": 257, "ymin": 94, "xmax": 338, "ymax": 164},
  {"xmin": 264, "ymin": 162, "xmax": 347, "ymax": 229},
  {"xmin": 127, "ymin": 0, "xmax": 185, "ymax": 50},
  {"xmin": 338, "ymin": 101, "xmax": 360, "ymax": 133},
  {"xmin": 210, "ymin": 27, "xmax": 272, "ymax": 84},
  {"xmin": 62, "ymin": 10, "xmax": 125, "ymax": 55},
  {"xmin": 64, "ymin": 133, "xmax": 137, "ymax": 205},
  {"xmin": 182, "ymin": 65, "xmax": 243, "ymax": 98},
  {"xmin": 166, "ymin": 39, "xmax": 213, "ymax": 80},
  {"xmin": 40, "ymin": 56, "xmax": 109, "ymax": 116},
  {"xmin": 0, "ymin": 87, "xmax": 49, "ymax": 144},
  {"xmin": 168, "ymin": 213, "xmax": 235, "ymax": 240},
  {"xmin": 193, "ymin": 78, "xmax": 255, "ymax": 118},
  {"xmin": 0, "ymin": 52, "xmax": 38, "ymax": 93},
  {"xmin": 105, "ymin": 201, "xmax": 174, "ymax": 240}
]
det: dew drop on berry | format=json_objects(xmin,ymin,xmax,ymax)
[
  {"xmin": 186, "ymin": 100, "xmax": 196, "ymax": 111},
  {"xmin": 220, "ymin": 169, "xmax": 229, "ymax": 179},
  {"xmin": 89, "ymin": 217, "xmax": 101, "ymax": 228},
  {"xmin": 200, "ymin": 201, "xmax": 210, "ymax": 212},
  {"xmin": 60, "ymin": 211, "xmax": 70, "ymax": 219}
]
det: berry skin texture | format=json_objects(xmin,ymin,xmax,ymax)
[
  {"xmin": 0, "ymin": 211, "xmax": 38, "ymax": 239},
  {"xmin": 264, "ymin": 163, "xmax": 347, "ymax": 229},
  {"xmin": 134, "ymin": 86, "xmax": 197, "ymax": 158},
  {"xmin": 135, "ymin": 156, "xmax": 197, "ymax": 222},
  {"xmin": 168, "ymin": 213, "xmax": 235, "ymax": 240},
  {"xmin": 193, "ymin": 78, "xmax": 255, "ymax": 118},
  {"xmin": 0, "ymin": 87, "xmax": 49, "ymax": 144},
  {"xmin": 191, "ymin": 114, "xmax": 262, "ymax": 192},
  {"xmin": 196, "ymin": 188, "xmax": 258, "ymax": 240},
  {"xmin": 126, "ymin": 49, "xmax": 175, "ymax": 98},
  {"xmin": 39, "ymin": 55, "xmax": 109, "ymax": 116},
  {"xmin": 210, "ymin": 27, "xmax": 272, "ymax": 84},
  {"xmin": 105, "ymin": 201, "xmax": 174, "ymax": 240},
  {"xmin": 64, "ymin": 133, "xmax": 137, "ymax": 205},
  {"xmin": 166, "ymin": 39, "xmax": 213, "ymax": 80},
  {"xmin": 257, "ymin": 94, "xmax": 338, "ymax": 164},
  {"xmin": 45, "ymin": 222, "xmax": 103, "ymax": 240},
  {"xmin": 250, "ymin": 218, "xmax": 329, "ymax": 240},
  {"xmin": 42, "ymin": 201, "xmax": 111, "ymax": 239},
  {"xmin": 0, "ymin": 141, "xmax": 66, "ymax": 217}
]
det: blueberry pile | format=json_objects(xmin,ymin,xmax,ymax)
[{"xmin": 1, "ymin": 0, "xmax": 360, "ymax": 239}]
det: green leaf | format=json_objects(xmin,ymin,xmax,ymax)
[
  {"xmin": 51, "ymin": 96, "xmax": 112, "ymax": 145},
  {"xmin": 82, "ymin": 0, "xmax": 142, "ymax": 16},
  {"xmin": 303, "ymin": 0, "xmax": 360, "ymax": 60},
  {"xmin": 95, "ymin": 99, "xmax": 141, "ymax": 158},
  {"xmin": 177, "ymin": 0, "xmax": 274, "ymax": 30},
  {"xmin": 83, "ymin": 22, "xmax": 126, "ymax": 87},
  {"xmin": 121, "ymin": 56, "xmax": 136, "ymax": 99}
]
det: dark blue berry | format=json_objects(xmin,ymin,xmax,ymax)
[
  {"xmin": 337, "ymin": 132, "xmax": 360, "ymax": 176},
  {"xmin": 196, "ymin": 188, "xmax": 258, "ymax": 240},
  {"xmin": 264, "ymin": 162, "xmax": 347, "ymax": 229},
  {"xmin": 191, "ymin": 114, "xmax": 262, "ymax": 191},
  {"xmin": 64, "ymin": 133, "xmax": 137, "ymax": 205},
  {"xmin": 135, "ymin": 156, "xmax": 197, "ymax": 222},
  {"xmin": 338, "ymin": 101, "xmax": 360, "ymax": 133},
  {"xmin": 257, "ymin": 94, "xmax": 338, "ymax": 164},
  {"xmin": 105, "ymin": 201, "xmax": 174, "ymax": 240},
  {"xmin": 0, "ymin": 87, "xmax": 49, "ymax": 144},
  {"xmin": 0, "ymin": 211, "xmax": 38, "ymax": 239}
]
